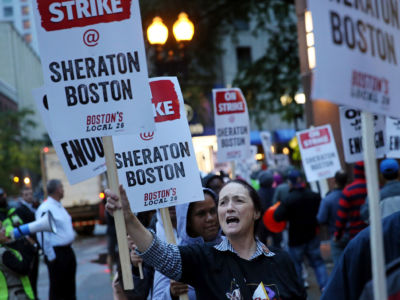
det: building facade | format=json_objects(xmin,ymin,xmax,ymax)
[
  {"xmin": 0, "ymin": 21, "xmax": 45, "ymax": 139},
  {"xmin": 0, "ymin": 0, "xmax": 38, "ymax": 54}
]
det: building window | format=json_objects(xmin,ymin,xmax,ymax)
[
  {"xmin": 21, "ymin": 5, "xmax": 29, "ymax": 15},
  {"xmin": 3, "ymin": 6, "xmax": 13, "ymax": 17},
  {"xmin": 23, "ymin": 20, "xmax": 30, "ymax": 29},
  {"xmin": 236, "ymin": 47, "xmax": 252, "ymax": 71},
  {"xmin": 24, "ymin": 33, "xmax": 32, "ymax": 43}
]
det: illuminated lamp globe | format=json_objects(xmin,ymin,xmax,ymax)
[
  {"xmin": 147, "ymin": 17, "xmax": 168, "ymax": 45},
  {"xmin": 23, "ymin": 177, "xmax": 30, "ymax": 185},
  {"xmin": 173, "ymin": 13, "xmax": 194, "ymax": 42}
]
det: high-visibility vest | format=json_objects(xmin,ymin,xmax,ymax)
[
  {"xmin": 0, "ymin": 247, "xmax": 34, "ymax": 300},
  {"xmin": 0, "ymin": 207, "xmax": 33, "ymax": 300},
  {"xmin": 2, "ymin": 208, "xmax": 23, "ymax": 238}
]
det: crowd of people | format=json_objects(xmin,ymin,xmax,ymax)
[
  {"xmin": 105, "ymin": 158, "xmax": 400, "ymax": 300},
  {"xmin": 0, "ymin": 158, "xmax": 400, "ymax": 299},
  {"xmin": 0, "ymin": 180, "xmax": 76, "ymax": 300}
]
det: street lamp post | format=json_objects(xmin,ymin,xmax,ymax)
[{"xmin": 146, "ymin": 13, "xmax": 194, "ymax": 78}]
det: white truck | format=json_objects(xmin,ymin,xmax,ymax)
[{"xmin": 40, "ymin": 147, "xmax": 106, "ymax": 235}]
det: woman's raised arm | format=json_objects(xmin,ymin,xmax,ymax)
[{"xmin": 105, "ymin": 185, "xmax": 153, "ymax": 252}]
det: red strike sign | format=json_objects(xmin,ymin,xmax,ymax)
[
  {"xmin": 215, "ymin": 90, "xmax": 245, "ymax": 115},
  {"xmin": 37, "ymin": 0, "xmax": 132, "ymax": 31},
  {"xmin": 150, "ymin": 80, "xmax": 180, "ymax": 123},
  {"xmin": 299, "ymin": 128, "xmax": 331, "ymax": 149}
]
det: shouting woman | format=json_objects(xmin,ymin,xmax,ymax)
[{"xmin": 106, "ymin": 180, "xmax": 306, "ymax": 300}]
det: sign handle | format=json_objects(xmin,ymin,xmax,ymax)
[
  {"xmin": 102, "ymin": 136, "xmax": 134, "ymax": 290},
  {"xmin": 138, "ymin": 262, "xmax": 144, "ymax": 279},
  {"xmin": 318, "ymin": 179, "xmax": 329, "ymax": 198},
  {"xmin": 361, "ymin": 111, "xmax": 387, "ymax": 300},
  {"xmin": 159, "ymin": 208, "xmax": 189, "ymax": 300},
  {"xmin": 230, "ymin": 161, "xmax": 236, "ymax": 179}
]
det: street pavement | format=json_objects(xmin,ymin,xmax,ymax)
[
  {"xmin": 36, "ymin": 225, "xmax": 331, "ymax": 299},
  {"xmin": 37, "ymin": 225, "xmax": 113, "ymax": 300}
]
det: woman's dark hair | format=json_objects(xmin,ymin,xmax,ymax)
[
  {"xmin": 202, "ymin": 187, "xmax": 218, "ymax": 204},
  {"xmin": 219, "ymin": 179, "xmax": 263, "ymax": 236}
]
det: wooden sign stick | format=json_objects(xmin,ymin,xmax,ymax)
[
  {"xmin": 361, "ymin": 112, "xmax": 387, "ymax": 300},
  {"xmin": 138, "ymin": 262, "xmax": 144, "ymax": 279},
  {"xmin": 230, "ymin": 161, "xmax": 236, "ymax": 179},
  {"xmin": 160, "ymin": 207, "xmax": 189, "ymax": 300},
  {"xmin": 103, "ymin": 136, "xmax": 134, "ymax": 290}
]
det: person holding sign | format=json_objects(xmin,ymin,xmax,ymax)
[{"xmin": 106, "ymin": 180, "xmax": 306, "ymax": 299}]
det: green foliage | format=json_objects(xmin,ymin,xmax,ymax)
[
  {"xmin": 0, "ymin": 109, "xmax": 42, "ymax": 195},
  {"xmin": 233, "ymin": 1, "xmax": 302, "ymax": 128},
  {"xmin": 140, "ymin": 0, "xmax": 300, "ymax": 125}
]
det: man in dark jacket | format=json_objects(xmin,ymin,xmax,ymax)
[
  {"xmin": 257, "ymin": 170, "xmax": 282, "ymax": 248},
  {"xmin": 317, "ymin": 170, "xmax": 348, "ymax": 265},
  {"xmin": 274, "ymin": 170, "xmax": 328, "ymax": 291},
  {"xmin": 321, "ymin": 211, "xmax": 400, "ymax": 300}
]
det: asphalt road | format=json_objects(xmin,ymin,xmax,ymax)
[{"xmin": 37, "ymin": 225, "xmax": 113, "ymax": 300}]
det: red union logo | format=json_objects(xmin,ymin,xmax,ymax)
[
  {"xmin": 37, "ymin": 0, "xmax": 132, "ymax": 32},
  {"xmin": 300, "ymin": 128, "xmax": 331, "ymax": 149},
  {"xmin": 215, "ymin": 90, "xmax": 245, "ymax": 115},
  {"xmin": 150, "ymin": 80, "xmax": 180, "ymax": 123},
  {"xmin": 140, "ymin": 132, "xmax": 154, "ymax": 141}
]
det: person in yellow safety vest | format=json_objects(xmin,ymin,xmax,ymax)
[{"xmin": 0, "ymin": 222, "xmax": 35, "ymax": 300}]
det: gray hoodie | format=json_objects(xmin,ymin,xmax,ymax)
[{"xmin": 152, "ymin": 202, "xmax": 222, "ymax": 300}]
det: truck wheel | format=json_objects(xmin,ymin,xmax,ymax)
[{"xmin": 76, "ymin": 225, "xmax": 95, "ymax": 236}]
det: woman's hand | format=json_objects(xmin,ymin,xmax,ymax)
[
  {"xmin": 170, "ymin": 280, "xmax": 189, "ymax": 297},
  {"xmin": 106, "ymin": 186, "xmax": 154, "ymax": 253},
  {"xmin": 128, "ymin": 241, "xmax": 143, "ymax": 268},
  {"xmin": 105, "ymin": 185, "xmax": 132, "ymax": 217}
]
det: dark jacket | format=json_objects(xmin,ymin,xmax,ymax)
[
  {"xmin": 274, "ymin": 186, "xmax": 321, "ymax": 247},
  {"xmin": 258, "ymin": 171, "xmax": 275, "ymax": 212},
  {"xmin": 179, "ymin": 245, "xmax": 306, "ymax": 300},
  {"xmin": 321, "ymin": 211, "xmax": 400, "ymax": 300}
]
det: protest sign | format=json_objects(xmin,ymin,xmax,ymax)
[
  {"xmin": 212, "ymin": 88, "xmax": 251, "ymax": 162},
  {"xmin": 235, "ymin": 145, "xmax": 258, "ymax": 183},
  {"xmin": 260, "ymin": 131, "xmax": 275, "ymax": 167},
  {"xmin": 339, "ymin": 106, "xmax": 386, "ymax": 163},
  {"xmin": 274, "ymin": 154, "xmax": 290, "ymax": 169},
  {"xmin": 309, "ymin": 0, "xmax": 400, "ymax": 117},
  {"xmin": 33, "ymin": 88, "xmax": 106, "ymax": 184},
  {"xmin": 297, "ymin": 125, "xmax": 341, "ymax": 182},
  {"xmin": 113, "ymin": 77, "xmax": 203, "ymax": 212},
  {"xmin": 32, "ymin": 0, "xmax": 155, "ymax": 140},
  {"xmin": 386, "ymin": 117, "xmax": 400, "ymax": 158}
]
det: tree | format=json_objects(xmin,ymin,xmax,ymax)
[
  {"xmin": 233, "ymin": 2, "xmax": 302, "ymax": 129},
  {"xmin": 0, "ymin": 109, "xmax": 43, "ymax": 195},
  {"xmin": 140, "ymin": 0, "xmax": 300, "ymax": 126}
]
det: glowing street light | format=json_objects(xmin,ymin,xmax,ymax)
[
  {"xmin": 294, "ymin": 93, "xmax": 306, "ymax": 104},
  {"xmin": 147, "ymin": 17, "xmax": 169, "ymax": 45},
  {"xmin": 13, "ymin": 176, "xmax": 20, "ymax": 183},
  {"xmin": 23, "ymin": 177, "xmax": 31, "ymax": 185},
  {"xmin": 173, "ymin": 13, "xmax": 194, "ymax": 42}
]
